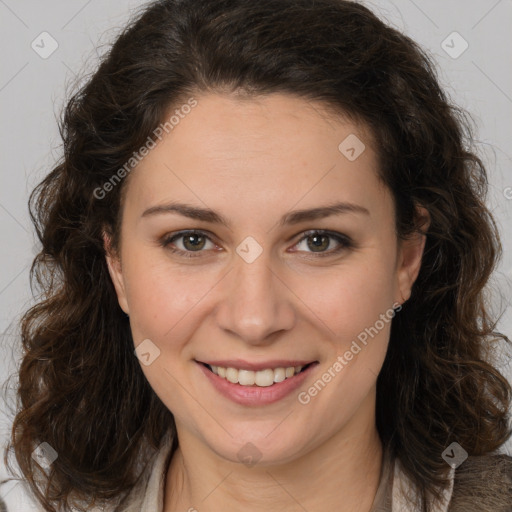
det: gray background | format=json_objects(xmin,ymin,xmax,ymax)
[{"xmin": 1, "ymin": 0, "xmax": 511, "ymax": 509}]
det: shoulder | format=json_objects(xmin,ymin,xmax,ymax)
[{"xmin": 448, "ymin": 453, "xmax": 512, "ymax": 512}]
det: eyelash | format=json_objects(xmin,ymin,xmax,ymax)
[{"xmin": 159, "ymin": 229, "xmax": 354, "ymax": 259}]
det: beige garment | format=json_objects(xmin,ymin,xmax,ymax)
[
  {"xmin": 114, "ymin": 432, "xmax": 454, "ymax": 512},
  {"xmin": 369, "ymin": 446, "xmax": 454, "ymax": 512}
]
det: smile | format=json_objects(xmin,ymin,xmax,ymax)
[{"xmin": 196, "ymin": 360, "xmax": 319, "ymax": 406}]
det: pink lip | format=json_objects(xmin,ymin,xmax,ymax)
[
  {"xmin": 197, "ymin": 359, "xmax": 315, "ymax": 372},
  {"xmin": 196, "ymin": 361, "xmax": 319, "ymax": 406}
]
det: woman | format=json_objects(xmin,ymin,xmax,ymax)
[{"xmin": 5, "ymin": 0, "xmax": 511, "ymax": 511}]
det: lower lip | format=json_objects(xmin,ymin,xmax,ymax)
[{"xmin": 196, "ymin": 361, "xmax": 318, "ymax": 406}]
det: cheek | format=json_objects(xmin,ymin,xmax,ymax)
[
  {"xmin": 305, "ymin": 264, "xmax": 395, "ymax": 399},
  {"xmin": 295, "ymin": 258, "xmax": 396, "ymax": 336},
  {"xmin": 301, "ymin": 257, "xmax": 396, "ymax": 393},
  {"xmin": 121, "ymin": 249, "xmax": 218, "ymax": 342},
  {"xmin": 121, "ymin": 252, "xmax": 216, "ymax": 411}
]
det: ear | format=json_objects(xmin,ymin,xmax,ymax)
[
  {"xmin": 395, "ymin": 205, "xmax": 431, "ymax": 305},
  {"xmin": 103, "ymin": 230, "xmax": 130, "ymax": 315}
]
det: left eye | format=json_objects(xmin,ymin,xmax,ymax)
[{"xmin": 293, "ymin": 230, "xmax": 352, "ymax": 256}]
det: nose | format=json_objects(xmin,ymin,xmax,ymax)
[{"xmin": 214, "ymin": 245, "xmax": 296, "ymax": 345}]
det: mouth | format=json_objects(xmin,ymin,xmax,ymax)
[
  {"xmin": 196, "ymin": 359, "xmax": 319, "ymax": 406},
  {"xmin": 199, "ymin": 361, "xmax": 316, "ymax": 387}
]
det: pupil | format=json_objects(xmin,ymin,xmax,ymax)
[
  {"xmin": 184, "ymin": 234, "xmax": 205, "ymax": 251},
  {"xmin": 308, "ymin": 234, "xmax": 328, "ymax": 251}
]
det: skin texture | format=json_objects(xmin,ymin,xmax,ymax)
[{"xmin": 105, "ymin": 93, "xmax": 430, "ymax": 511}]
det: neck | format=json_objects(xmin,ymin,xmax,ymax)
[{"xmin": 164, "ymin": 393, "xmax": 383, "ymax": 512}]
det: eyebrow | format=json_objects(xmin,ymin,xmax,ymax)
[{"xmin": 141, "ymin": 200, "xmax": 370, "ymax": 227}]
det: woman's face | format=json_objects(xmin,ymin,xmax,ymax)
[{"xmin": 106, "ymin": 92, "xmax": 427, "ymax": 465}]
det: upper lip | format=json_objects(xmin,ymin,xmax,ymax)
[{"xmin": 196, "ymin": 359, "xmax": 317, "ymax": 371}]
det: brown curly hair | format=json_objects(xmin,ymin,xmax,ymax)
[{"xmin": 4, "ymin": 0, "xmax": 511, "ymax": 510}]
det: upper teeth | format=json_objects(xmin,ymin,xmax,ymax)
[{"xmin": 210, "ymin": 365, "xmax": 304, "ymax": 387}]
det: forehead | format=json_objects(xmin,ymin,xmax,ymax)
[{"xmin": 121, "ymin": 92, "xmax": 392, "ymax": 225}]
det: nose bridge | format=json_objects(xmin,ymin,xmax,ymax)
[{"xmin": 216, "ymin": 239, "xmax": 295, "ymax": 343}]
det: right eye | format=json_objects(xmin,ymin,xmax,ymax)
[{"xmin": 159, "ymin": 230, "xmax": 218, "ymax": 258}]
